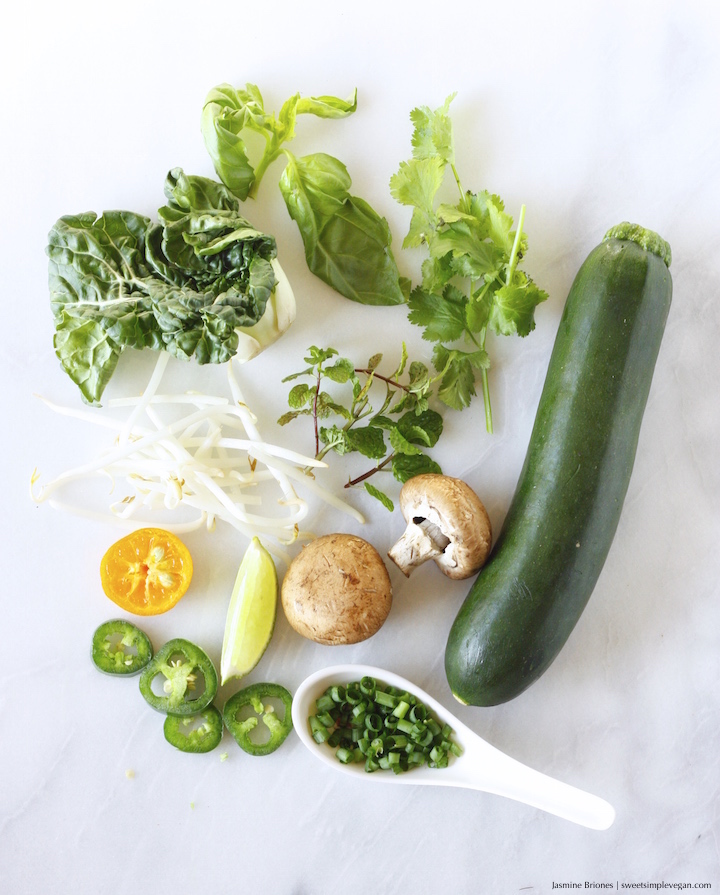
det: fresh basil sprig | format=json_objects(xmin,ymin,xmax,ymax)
[
  {"xmin": 202, "ymin": 83, "xmax": 408, "ymax": 307},
  {"xmin": 390, "ymin": 94, "xmax": 548, "ymax": 431},
  {"xmin": 47, "ymin": 169, "xmax": 279, "ymax": 405},
  {"xmin": 278, "ymin": 346, "xmax": 443, "ymax": 511}
]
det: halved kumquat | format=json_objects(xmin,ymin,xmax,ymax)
[{"xmin": 100, "ymin": 528, "xmax": 193, "ymax": 616}]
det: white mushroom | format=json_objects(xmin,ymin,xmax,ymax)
[
  {"xmin": 388, "ymin": 474, "xmax": 492, "ymax": 580},
  {"xmin": 281, "ymin": 533, "xmax": 393, "ymax": 645}
]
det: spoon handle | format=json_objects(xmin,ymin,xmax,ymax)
[{"xmin": 458, "ymin": 738, "xmax": 615, "ymax": 830}]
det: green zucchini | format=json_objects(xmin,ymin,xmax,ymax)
[{"xmin": 445, "ymin": 223, "xmax": 673, "ymax": 706}]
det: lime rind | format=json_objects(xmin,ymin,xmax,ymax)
[{"xmin": 220, "ymin": 537, "xmax": 278, "ymax": 685}]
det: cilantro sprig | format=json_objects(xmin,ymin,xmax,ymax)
[
  {"xmin": 390, "ymin": 94, "xmax": 548, "ymax": 432},
  {"xmin": 278, "ymin": 346, "xmax": 443, "ymax": 511}
]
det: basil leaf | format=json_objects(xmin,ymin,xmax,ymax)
[
  {"xmin": 279, "ymin": 152, "xmax": 406, "ymax": 306},
  {"xmin": 296, "ymin": 89, "xmax": 357, "ymax": 119},
  {"xmin": 200, "ymin": 83, "xmax": 265, "ymax": 200}
]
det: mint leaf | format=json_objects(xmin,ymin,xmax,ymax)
[
  {"xmin": 315, "ymin": 396, "xmax": 352, "ymax": 421},
  {"xmin": 305, "ymin": 346, "xmax": 338, "ymax": 366},
  {"xmin": 287, "ymin": 383, "xmax": 313, "ymax": 409},
  {"xmin": 397, "ymin": 409, "xmax": 444, "ymax": 447},
  {"xmin": 319, "ymin": 425, "xmax": 350, "ymax": 453},
  {"xmin": 323, "ymin": 357, "xmax": 355, "ymax": 383},
  {"xmin": 346, "ymin": 426, "xmax": 386, "ymax": 460},
  {"xmin": 392, "ymin": 453, "xmax": 443, "ymax": 483},
  {"xmin": 278, "ymin": 409, "xmax": 306, "ymax": 426},
  {"xmin": 364, "ymin": 483, "xmax": 394, "ymax": 512},
  {"xmin": 389, "ymin": 427, "xmax": 423, "ymax": 456}
]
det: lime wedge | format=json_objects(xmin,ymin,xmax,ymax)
[{"xmin": 220, "ymin": 537, "xmax": 278, "ymax": 685}]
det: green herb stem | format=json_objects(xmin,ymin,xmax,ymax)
[
  {"xmin": 354, "ymin": 369, "xmax": 410, "ymax": 392},
  {"xmin": 506, "ymin": 204, "xmax": 526, "ymax": 286},
  {"xmin": 450, "ymin": 163, "xmax": 468, "ymax": 211},
  {"xmin": 344, "ymin": 453, "xmax": 395, "ymax": 488},
  {"xmin": 480, "ymin": 355, "xmax": 493, "ymax": 433},
  {"xmin": 248, "ymin": 144, "xmax": 282, "ymax": 200}
]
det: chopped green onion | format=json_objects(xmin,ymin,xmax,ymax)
[
  {"xmin": 309, "ymin": 715, "xmax": 331, "ymax": 743},
  {"xmin": 316, "ymin": 711, "xmax": 335, "ymax": 728},
  {"xmin": 374, "ymin": 690, "xmax": 398, "ymax": 709},
  {"xmin": 316, "ymin": 694, "xmax": 335, "ymax": 712},
  {"xmin": 308, "ymin": 676, "xmax": 463, "ymax": 775}
]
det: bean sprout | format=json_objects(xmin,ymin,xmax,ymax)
[{"xmin": 31, "ymin": 355, "xmax": 365, "ymax": 556}]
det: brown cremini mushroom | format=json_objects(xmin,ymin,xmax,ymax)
[
  {"xmin": 387, "ymin": 474, "xmax": 492, "ymax": 580},
  {"xmin": 281, "ymin": 533, "xmax": 392, "ymax": 645}
]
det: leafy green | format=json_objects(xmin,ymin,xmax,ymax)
[
  {"xmin": 201, "ymin": 82, "xmax": 406, "ymax": 306},
  {"xmin": 390, "ymin": 94, "xmax": 548, "ymax": 430},
  {"xmin": 47, "ymin": 169, "xmax": 282, "ymax": 404},
  {"xmin": 279, "ymin": 346, "xmax": 443, "ymax": 510},
  {"xmin": 279, "ymin": 153, "xmax": 407, "ymax": 306}
]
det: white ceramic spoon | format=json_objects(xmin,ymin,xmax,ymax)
[{"xmin": 292, "ymin": 664, "xmax": 615, "ymax": 830}]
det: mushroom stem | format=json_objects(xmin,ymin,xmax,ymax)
[{"xmin": 388, "ymin": 518, "xmax": 451, "ymax": 577}]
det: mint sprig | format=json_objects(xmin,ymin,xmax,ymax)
[
  {"xmin": 390, "ymin": 95, "xmax": 548, "ymax": 432},
  {"xmin": 278, "ymin": 346, "xmax": 443, "ymax": 510}
]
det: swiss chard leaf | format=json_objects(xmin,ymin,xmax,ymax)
[
  {"xmin": 279, "ymin": 152, "xmax": 407, "ymax": 306},
  {"xmin": 47, "ymin": 169, "xmax": 278, "ymax": 404}
]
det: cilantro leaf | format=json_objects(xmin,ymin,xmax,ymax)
[
  {"xmin": 489, "ymin": 275, "xmax": 548, "ymax": 337},
  {"xmin": 431, "ymin": 217, "xmax": 506, "ymax": 281},
  {"xmin": 409, "ymin": 94, "xmax": 456, "ymax": 163},
  {"xmin": 433, "ymin": 345, "xmax": 489, "ymax": 411},
  {"xmin": 389, "ymin": 157, "xmax": 445, "ymax": 214},
  {"xmin": 408, "ymin": 285, "xmax": 466, "ymax": 343}
]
